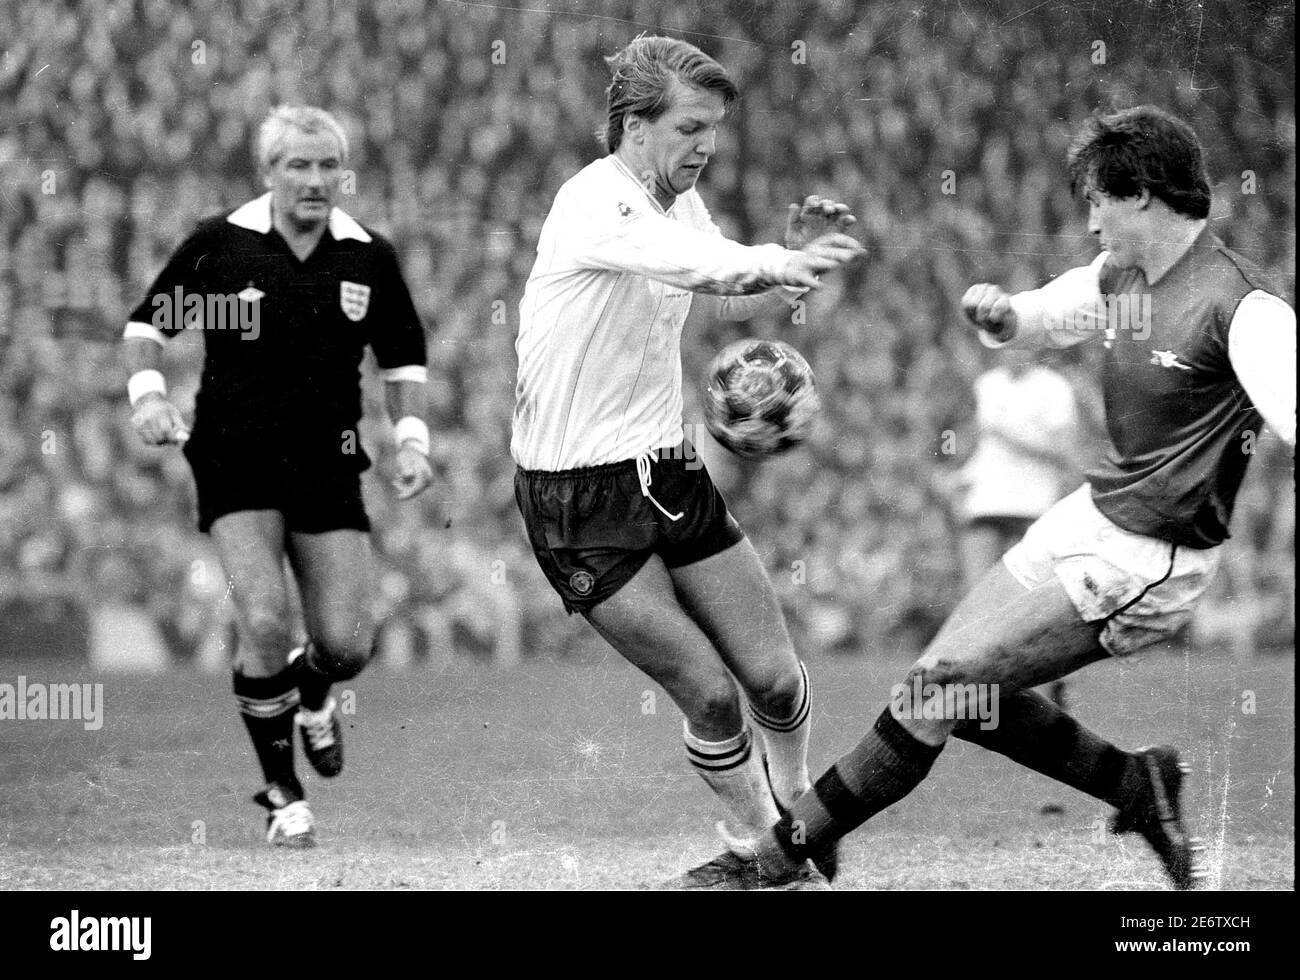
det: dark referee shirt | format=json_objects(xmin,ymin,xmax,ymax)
[
  {"xmin": 1089, "ymin": 228, "xmax": 1279, "ymax": 548},
  {"xmin": 125, "ymin": 194, "xmax": 426, "ymax": 474}
]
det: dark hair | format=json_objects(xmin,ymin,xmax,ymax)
[
  {"xmin": 1066, "ymin": 106, "xmax": 1211, "ymax": 219},
  {"xmin": 600, "ymin": 35, "xmax": 738, "ymax": 153}
]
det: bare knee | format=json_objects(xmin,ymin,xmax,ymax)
[
  {"xmin": 680, "ymin": 679, "xmax": 744, "ymax": 739},
  {"xmin": 241, "ymin": 609, "xmax": 295, "ymax": 661},
  {"xmin": 892, "ymin": 654, "xmax": 1000, "ymax": 742},
  {"xmin": 746, "ymin": 665, "xmax": 805, "ymax": 721},
  {"xmin": 310, "ymin": 620, "xmax": 376, "ymax": 681}
]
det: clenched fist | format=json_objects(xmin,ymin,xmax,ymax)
[
  {"xmin": 961, "ymin": 283, "xmax": 1018, "ymax": 342},
  {"xmin": 392, "ymin": 444, "xmax": 433, "ymax": 500},
  {"xmin": 131, "ymin": 393, "xmax": 189, "ymax": 446}
]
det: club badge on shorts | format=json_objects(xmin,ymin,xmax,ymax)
[
  {"xmin": 569, "ymin": 571, "xmax": 595, "ymax": 596},
  {"xmin": 340, "ymin": 281, "xmax": 371, "ymax": 322}
]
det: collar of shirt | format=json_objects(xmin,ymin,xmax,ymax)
[
  {"xmin": 609, "ymin": 156, "xmax": 676, "ymax": 216},
  {"xmin": 226, "ymin": 192, "xmax": 372, "ymax": 243}
]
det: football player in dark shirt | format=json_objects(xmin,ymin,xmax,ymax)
[
  {"xmin": 726, "ymin": 106, "xmax": 1295, "ymax": 889},
  {"xmin": 124, "ymin": 106, "xmax": 433, "ymax": 847}
]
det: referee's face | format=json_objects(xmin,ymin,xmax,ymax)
[
  {"xmin": 265, "ymin": 129, "xmax": 345, "ymax": 231},
  {"xmin": 631, "ymin": 78, "xmax": 725, "ymax": 205}
]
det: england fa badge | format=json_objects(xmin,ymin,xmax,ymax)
[{"xmin": 340, "ymin": 281, "xmax": 371, "ymax": 322}]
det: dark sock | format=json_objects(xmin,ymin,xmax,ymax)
[
  {"xmin": 233, "ymin": 667, "xmax": 302, "ymax": 794},
  {"xmin": 773, "ymin": 708, "xmax": 944, "ymax": 864},
  {"xmin": 293, "ymin": 641, "xmax": 333, "ymax": 711},
  {"xmin": 953, "ymin": 688, "xmax": 1132, "ymax": 808}
]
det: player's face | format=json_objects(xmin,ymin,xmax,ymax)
[
  {"xmin": 634, "ymin": 79, "xmax": 726, "ymax": 203},
  {"xmin": 265, "ymin": 129, "xmax": 345, "ymax": 231},
  {"xmin": 1084, "ymin": 181, "xmax": 1148, "ymax": 268}
]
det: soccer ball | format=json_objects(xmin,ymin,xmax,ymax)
[{"xmin": 703, "ymin": 339, "xmax": 820, "ymax": 459}]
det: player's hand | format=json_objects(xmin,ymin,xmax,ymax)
[
  {"xmin": 961, "ymin": 283, "xmax": 1018, "ymax": 341},
  {"xmin": 785, "ymin": 195, "xmax": 858, "ymax": 250},
  {"xmin": 392, "ymin": 444, "xmax": 433, "ymax": 500},
  {"xmin": 130, "ymin": 393, "xmax": 189, "ymax": 446},
  {"xmin": 779, "ymin": 232, "xmax": 866, "ymax": 289}
]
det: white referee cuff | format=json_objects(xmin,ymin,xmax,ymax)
[
  {"xmin": 124, "ymin": 321, "xmax": 166, "ymax": 345},
  {"xmin": 394, "ymin": 416, "xmax": 430, "ymax": 455},
  {"xmin": 127, "ymin": 369, "xmax": 166, "ymax": 405},
  {"xmin": 382, "ymin": 365, "xmax": 428, "ymax": 383}
]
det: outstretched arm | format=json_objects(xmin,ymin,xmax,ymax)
[
  {"xmin": 567, "ymin": 193, "xmax": 864, "ymax": 296},
  {"xmin": 962, "ymin": 253, "xmax": 1109, "ymax": 350},
  {"xmin": 711, "ymin": 195, "xmax": 861, "ymax": 321}
]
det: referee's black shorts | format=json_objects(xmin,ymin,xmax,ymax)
[
  {"xmin": 184, "ymin": 442, "xmax": 371, "ymax": 535},
  {"xmin": 514, "ymin": 444, "xmax": 745, "ymax": 614}
]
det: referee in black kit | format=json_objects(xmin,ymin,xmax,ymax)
[{"xmin": 123, "ymin": 106, "xmax": 433, "ymax": 847}]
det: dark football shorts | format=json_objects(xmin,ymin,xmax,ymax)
[
  {"xmin": 514, "ymin": 445, "xmax": 746, "ymax": 614},
  {"xmin": 185, "ymin": 443, "xmax": 371, "ymax": 535}
]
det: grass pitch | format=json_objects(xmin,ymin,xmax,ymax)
[{"xmin": 0, "ymin": 646, "xmax": 1292, "ymax": 890}]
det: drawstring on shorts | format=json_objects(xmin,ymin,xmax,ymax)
[{"xmin": 636, "ymin": 452, "xmax": 683, "ymax": 521}]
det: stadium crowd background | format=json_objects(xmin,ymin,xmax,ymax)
[{"xmin": 1, "ymin": 0, "xmax": 1294, "ymax": 666}]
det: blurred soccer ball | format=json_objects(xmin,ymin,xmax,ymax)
[{"xmin": 703, "ymin": 339, "xmax": 819, "ymax": 459}]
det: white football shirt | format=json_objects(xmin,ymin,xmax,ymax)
[
  {"xmin": 512, "ymin": 155, "xmax": 803, "ymax": 471},
  {"xmin": 960, "ymin": 365, "xmax": 1082, "ymax": 520}
]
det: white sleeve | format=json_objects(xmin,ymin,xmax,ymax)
[
  {"xmin": 563, "ymin": 194, "xmax": 796, "ymax": 297},
  {"xmin": 983, "ymin": 252, "xmax": 1109, "ymax": 351},
  {"xmin": 123, "ymin": 321, "xmax": 166, "ymax": 345},
  {"xmin": 1229, "ymin": 289, "xmax": 1296, "ymax": 447}
]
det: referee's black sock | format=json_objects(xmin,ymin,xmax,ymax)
[
  {"xmin": 233, "ymin": 667, "xmax": 302, "ymax": 795},
  {"xmin": 291, "ymin": 642, "xmax": 332, "ymax": 712},
  {"xmin": 953, "ymin": 688, "xmax": 1132, "ymax": 808}
]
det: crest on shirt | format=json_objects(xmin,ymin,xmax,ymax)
[
  {"xmin": 340, "ymin": 281, "xmax": 371, "ymax": 322},
  {"xmin": 1149, "ymin": 349, "xmax": 1192, "ymax": 371},
  {"xmin": 617, "ymin": 202, "xmax": 634, "ymax": 217}
]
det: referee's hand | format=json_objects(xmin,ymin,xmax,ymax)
[
  {"xmin": 961, "ymin": 283, "xmax": 1018, "ymax": 341},
  {"xmin": 393, "ymin": 444, "xmax": 433, "ymax": 500},
  {"xmin": 780, "ymin": 232, "xmax": 866, "ymax": 289},
  {"xmin": 130, "ymin": 393, "xmax": 189, "ymax": 446}
]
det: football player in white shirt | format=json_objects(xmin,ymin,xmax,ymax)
[{"xmin": 512, "ymin": 35, "xmax": 864, "ymax": 889}]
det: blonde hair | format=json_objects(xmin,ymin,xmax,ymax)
[
  {"xmin": 255, "ymin": 105, "xmax": 349, "ymax": 170},
  {"xmin": 600, "ymin": 36, "xmax": 737, "ymax": 153}
]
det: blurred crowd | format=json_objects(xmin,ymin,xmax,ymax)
[{"xmin": 1, "ymin": 0, "xmax": 1294, "ymax": 663}]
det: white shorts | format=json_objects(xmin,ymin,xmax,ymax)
[{"xmin": 1002, "ymin": 485, "xmax": 1221, "ymax": 657}]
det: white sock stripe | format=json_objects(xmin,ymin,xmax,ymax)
[
  {"xmin": 236, "ymin": 691, "xmax": 300, "ymax": 717},
  {"xmin": 685, "ymin": 739, "xmax": 753, "ymax": 772},
  {"xmin": 750, "ymin": 702, "xmax": 809, "ymax": 733},
  {"xmin": 682, "ymin": 724, "xmax": 753, "ymax": 771},
  {"xmin": 235, "ymin": 690, "xmax": 300, "ymax": 707}
]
